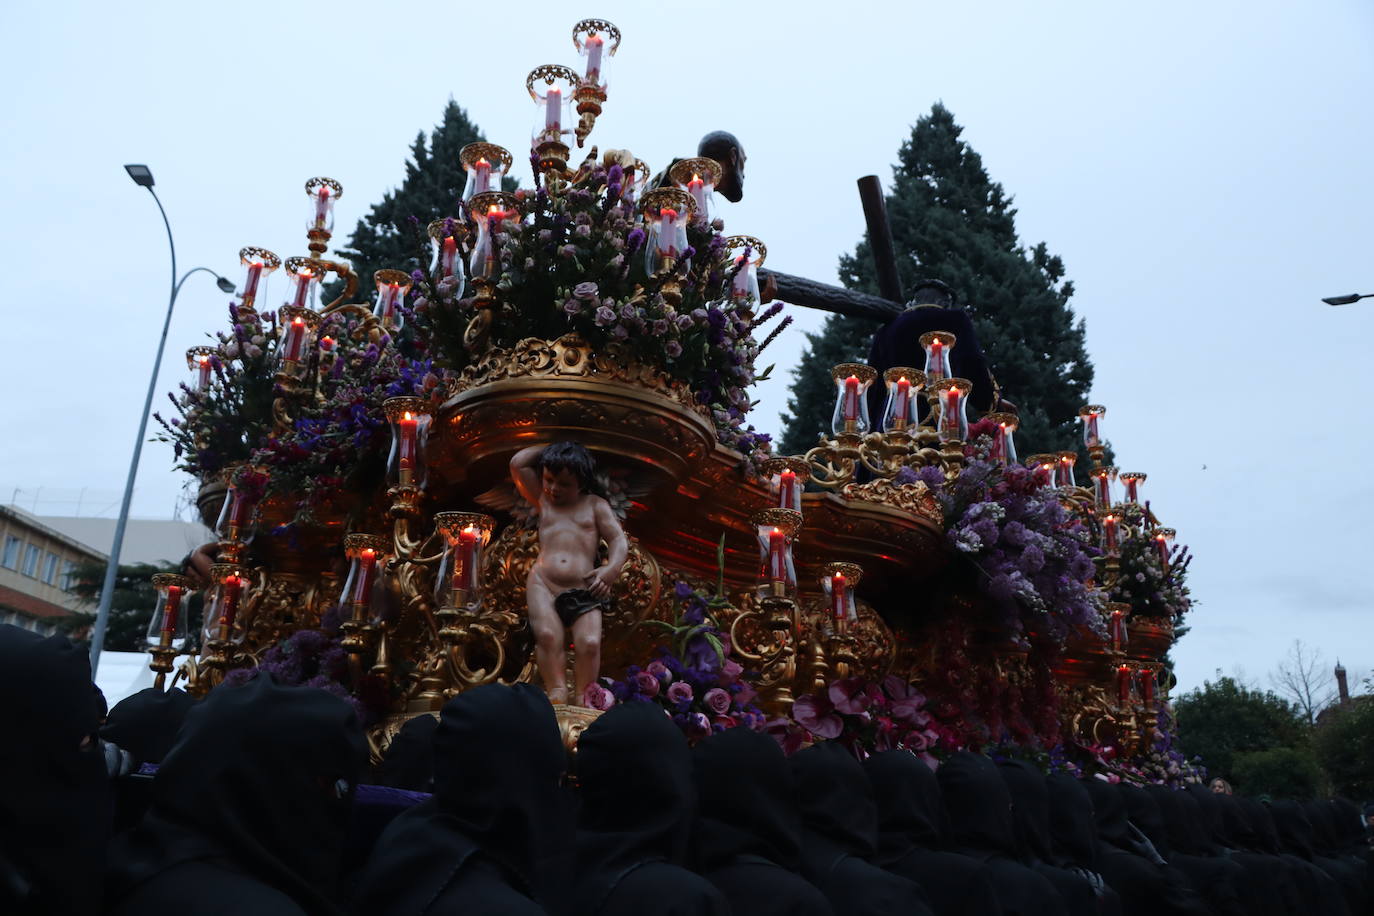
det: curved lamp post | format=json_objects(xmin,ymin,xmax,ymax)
[
  {"xmin": 1321, "ymin": 293, "xmax": 1373, "ymax": 306},
  {"xmin": 88, "ymin": 166, "xmax": 234, "ymax": 675}
]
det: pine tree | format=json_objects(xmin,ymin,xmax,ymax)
[
  {"xmin": 328, "ymin": 100, "xmax": 503, "ymax": 303},
  {"xmin": 779, "ymin": 103, "xmax": 1093, "ymax": 458}
]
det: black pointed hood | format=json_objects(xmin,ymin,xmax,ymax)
[
  {"xmin": 0, "ymin": 625, "xmax": 109, "ymax": 916},
  {"xmin": 106, "ymin": 673, "xmax": 367, "ymax": 915},
  {"xmin": 936, "ymin": 751, "xmax": 1016, "ymax": 857},
  {"xmin": 864, "ymin": 750, "xmax": 946, "ymax": 861},
  {"xmin": 691, "ymin": 726, "xmax": 802, "ymax": 871},
  {"xmin": 100, "ymin": 686, "xmax": 196, "ymax": 766},
  {"xmin": 1045, "ymin": 772, "xmax": 1101, "ymax": 869},
  {"xmin": 1148, "ymin": 785, "xmax": 1205, "ymax": 856},
  {"xmin": 997, "ymin": 759, "xmax": 1057, "ymax": 864},
  {"xmin": 375, "ymin": 712, "xmax": 438, "ymax": 792},
  {"xmin": 792, "ymin": 742, "xmax": 879, "ymax": 859},
  {"xmin": 1268, "ymin": 800, "xmax": 1317, "ymax": 860},
  {"xmin": 1122, "ymin": 784, "xmax": 1171, "ymax": 858}
]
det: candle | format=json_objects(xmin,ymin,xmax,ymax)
[
  {"xmin": 1056, "ymin": 454, "xmax": 1076, "ymax": 488},
  {"xmin": 1039, "ymin": 460, "xmax": 1057, "ymax": 485},
  {"xmin": 842, "ymin": 375, "xmax": 861, "ymax": 422},
  {"xmin": 927, "ymin": 339, "xmax": 945, "ymax": 381},
  {"xmin": 830, "ymin": 573, "xmax": 848, "ymax": 620},
  {"xmin": 313, "ymin": 187, "xmax": 331, "ymax": 229},
  {"xmin": 767, "ymin": 527, "xmax": 787, "ymax": 583},
  {"xmin": 349, "ymin": 548, "xmax": 378, "ymax": 614},
  {"xmin": 282, "ymin": 316, "xmax": 307, "ymax": 363},
  {"xmin": 291, "ymin": 270, "xmax": 313, "ymax": 310},
  {"xmin": 778, "ymin": 469, "xmax": 798, "ymax": 510},
  {"xmin": 1093, "ymin": 471, "xmax": 1111, "ymax": 507},
  {"xmin": 1154, "ymin": 533, "xmax": 1170, "ymax": 570},
  {"xmin": 440, "ymin": 234, "xmax": 458, "ymax": 278},
  {"xmin": 219, "ymin": 575, "xmax": 243, "ymax": 634},
  {"xmin": 656, "ymin": 208, "xmax": 680, "ymax": 256},
  {"xmin": 161, "ymin": 585, "xmax": 182, "ymax": 636},
  {"xmin": 455, "ymin": 526, "xmax": 480, "ymax": 593},
  {"xmin": 1110, "ymin": 608, "xmax": 1127, "ymax": 652},
  {"xmin": 999, "ymin": 423, "xmax": 1016, "ymax": 466},
  {"xmin": 243, "ymin": 261, "xmax": 263, "ymax": 304},
  {"xmin": 319, "ymin": 336, "xmax": 335, "ymax": 353},
  {"xmin": 1139, "ymin": 668, "xmax": 1156, "ymax": 707},
  {"xmin": 397, "ymin": 412, "xmax": 418, "ymax": 485},
  {"xmin": 687, "ymin": 173, "xmax": 707, "ymax": 217},
  {"xmin": 1116, "ymin": 664, "xmax": 1133, "ymax": 707},
  {"xmin": 941, "ymin": 387, "xmax": 961, "ymax": 438},
  {"xmin": 195, "ymin": 354, "xmax": 212, "ymax": 391},
  {"xmin": 544, "ymin": 87, "xmax": 562, "ymax": 132},
  {"xmin": 731, "ymin": 255, "xmax": 751, "ymax": 299},
  {"xmin": 378, "ymin": 282, "xmax": 401, "ymax": 320},
  {"xmin": 1103, "ymin": 514, "xmax": 1120, "ymax": 554},
  {"xmin": 893, "ymin": 376, "xmax": 911, "ymax": 426},
  {"xmin": 585, "ymin": 33, "xmax": 604, "ymax": 81},
  {"xmin": 473, "ymin": 157, "xmax": 492, "ymax": 195}
]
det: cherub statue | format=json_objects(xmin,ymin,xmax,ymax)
[{"xmin": 509, "ymin": 442, "xmax": 629, "ymax": 705}]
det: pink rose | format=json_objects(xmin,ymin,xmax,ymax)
[
  {"xmin": 704, "ymin": 687, "xmax": 732, "ymax": 716},
  {"xmin": 634, "ymin": 671, "xmax": 660, "ymax": 698},
  {"xmin": 667, "ymin": 681, "xmax": 694, "ymax": 704},
  {"xmin": 582, "ymin": 682, "xmax": 615, "ymax": 711},
  {"xmin": 646, "ymin": 660, "xmax": 672, "ymax": 683}
]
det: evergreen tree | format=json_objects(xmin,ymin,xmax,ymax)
[
  {"xmin": 328, "ymin": 100, "xmax": 505, "ymax": 304},
  {"xmin": 60, "ymin": 561, "xmax": 203, "ymax": 652},
  {"xmin": 779, "ymin": 103, "xmax": 1094, "ymax": 458}
]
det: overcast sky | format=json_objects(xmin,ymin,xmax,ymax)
[{"xmin": 2, "ymin": 0, "xmax": 1371, "ymax": 696}]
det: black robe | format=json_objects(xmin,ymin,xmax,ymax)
[
  {"xmin": 568, "ymin": 702, "xmax": 728, "ymax": 916},
  {"xmin": 352, "ymin": 684, "xmax": 564, "ymax": 915},
  {"xmin": 791, "ymin": 743, "xmax": 935, "ymax": 916},
  {"xmin": 100, "ymin": 686, "xmax": 197, "ymax": 832},
  {"xmin": 1141, "ymin": 786, "xmax": 1254, "ymax": 916},
  {"xmin": 936, "ymin": 752, "xmax": 1066, "ymax": 916},
  {"xmin": 0, "ymin": 625, "xmax": 110, "ymax": 916},
  {"xmin": 998, "ymin": 760, "xmax": 1103, "ymax": 916},
  {"xmin": 690, "ymin": 728, "xmax": 833, "ymax": 916},
  {"xmin": 864, "ymin": 750, "xmax": 1003, "ymax": 916},
  {"xmin": 1081, "ymin": 779, "xmax": 1210, "ymax": 916},
  {"xmin": 866, "ymin": 305, "xmax": 998, "ymax": 423},
  {"xmin": 104, "ymin": 673, "xmax": 368, "ymax": 916},
  {"xmin": 373, "ymin": 711, "xmax": 438, "ymax": 792},
  {"xmin": 1266, "ymin": 799, "xmax": 1354, "ymax": 916}
]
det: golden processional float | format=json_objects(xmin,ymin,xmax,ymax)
[{"xmin": 146, "ymin": 18, "xmax": 1195, "ymax": 780}]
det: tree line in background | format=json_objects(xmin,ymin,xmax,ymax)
[{"xmin": 1175, "ymin": 640, "xmax": 1374, "ymax": 801}]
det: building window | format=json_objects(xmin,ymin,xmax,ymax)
[
  {"xmin": 42, "ymin": 552, "xmax": 59, "ymax": 585},
  {"xmin": 21, "ymin": 545, "xmax": 40, "ymax": 578},
  {"xmin": 60, "ymin": 560, "xmax": 77, "ymax": 591},
  {"xmin": 1, "ymin": 536, "xmax": 19, "ymax": 570}
]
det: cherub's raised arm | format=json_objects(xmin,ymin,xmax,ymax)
[{"xmin": 510, "ymin": 446, "xmax": 544, "ymax": 507}]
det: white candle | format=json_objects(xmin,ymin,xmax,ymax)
[
  {"xmin": 473, "ymin": 158, "xmax": 491, "ymax": 195},
  {"xmin": 657, "ymin": 208, "xmax": 679, "ymax": 256},
  {"xmin": 732, "ymin": 255, "xmax": 751, "ymax": 298},
  {"xmin": 585, "ymin": 34, "xmax": 604, "ymax": 82},
  {"xmin": 544, "ymin": 88, "xmax": 562, "ymax": 132},
  {"xmin": 687, "ymin": 174, "xmax": 707, "ymax": 217}
]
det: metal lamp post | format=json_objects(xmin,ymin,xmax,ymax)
[
  {"xmin": 1321, "ymin": 293, "xmax": 1373, "ymax": 306},
  {"xmin": 88, "ymin": 165, "xmax": 234, "ymax": 674}
]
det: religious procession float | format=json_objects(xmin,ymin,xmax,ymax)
[{"xmin": 147, "ymin": 18, "xmax": 1196, "ymax": 784}]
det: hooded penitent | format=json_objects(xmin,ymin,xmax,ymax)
[
  {"xmin": 936, "ymin": 752, "xmax": 1065, "ymax": 916},
  {"xmin": 690, "ymin": 727, "xmax": 832, "ymax": 916},
  {"xmin": 791, "ymin": 742, "xmax": 934, "ymax": 916},
  {"xmin": 352, "ymin": 683, "xmax": 563, "ymax": 916},
  {"xmin": 1143, "ymin": 786, "xmax": 1252, "ymax": 916},
  {"xmin": 100, "ymin": 686, "xmax": 196, "ymax": 767},
  {"xmin": 866, "ymin": 750, "xmax": 1003, "ymax": 916},
  {"xmin": 105, "ymin": 673, "xmax": 368, "ymax": 916},
  {"xmin": 0, "ymin": 625, "xmax": 110, "ymax": 916},
  {"xmin": 998, "ymin": 760, "xmax": 1101, "ymax": 916},
  {"xmin": 570, "ymin": 702, "xmax": 727, "ymax": 916},
  {"xmin": 374, "ymin": 712, "xmax": 438, "ymax": 792}
]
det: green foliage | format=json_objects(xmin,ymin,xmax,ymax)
[
  {"xmin": 61, "ymin": 561, "xmax": 203, "ymax": 653},
  {"xmin": 1174, "ymin": 676, "xmax": 1307, "ymax": 780},
  {"xmin": 328, "ymin": 100, "xmax": 510, "ymax": 305},
  {"xmin": 1231, "ymin": 746, "xmax": 1324, "ymax": 799},
  {"xmin": 780, "ymin": 102, "xmax": 1094, "ymax": 457},
  {"xmin": 1313, "ymin": 698, "xmax": 1374, "ymax": 800}
]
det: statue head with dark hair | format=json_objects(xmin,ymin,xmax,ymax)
[
  {"xmin": 698, "ymin": 130, "xmax": 745, "ymax": 202},
  {"xmin": 538, "ymin": 441, "xmax": 597, "ymax": 495},
  {"xmin": 905, "ymin": 278, "xmax": 955, "ymax": 310}
]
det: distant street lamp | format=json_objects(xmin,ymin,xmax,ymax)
[
  {"xmin": 1321, "ymin": 293, "xmax": 1373, "ymax": 306},
  {"xmin": 88, "ymin": 166, "xmax": 234, "ymax": 674}
]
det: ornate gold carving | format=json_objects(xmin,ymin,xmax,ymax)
[
  {"xmin": 555, "ymin": 704, "xmax": 604, "ymax": 755},
  {"xmin": 373, "ymin": 268, "xmax": 411, "ymax": 288},
  {"xmin": 748, "ymin": 507, "xmax": 803, "ymax": 538},
  {"xmin": 669, "ymin": 157, "xmax": 724, "ymax": 189},
  {"xmin": 640, "ymin": 187, "xmax": 697, "ymax": 224},
  {"xmin": 572, "ymin": 18, "xmax": 622, "ymax": 55},
  {"xmin": 304, "ymin": 177, "xmax": 342, "ymax": 200},
  {"xmin": 468, "ymin": 190, "xmax": 522, "ymax": 220},
  {"xmin": 459, "ymin": 142, "xmax": 514, "ymax": 174},
  {"xmin": 884, "ymin": 366, "xmax": 925, "ymax": 386},
  {"xmin": 830, "ymin": 362, "xmax": 877, "ymax": 385},
  {"xmin": 526, "ymin": 64, "xmax": 580, "ymax": 97},
  {"xmin": 723, "ymin": 235, "xmax": 767, "ymax": 267},
  {"xmin": 427, "ymin": 218, "xmax": 468, "ymax": 242},
  {"xmin": 918, "ymin": 330, "xmax": 956, "ymax": 349},
  {"xmin": 238, "ymin": 246, "xmax": 281, "ymax": 270},
  {"xmin": 841, "ymin": 478, "xmax": 943, "ymax": 525}
]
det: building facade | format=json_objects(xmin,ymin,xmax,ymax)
[{"xmin": 0, "ymin": 505, "xmax": 105, "ymax": 634}]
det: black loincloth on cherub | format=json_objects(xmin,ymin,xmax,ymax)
[{"xmin": 555, "ymin": 588, "xmax": 608, "ymax": 629}]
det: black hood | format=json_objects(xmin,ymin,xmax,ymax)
[
  {"xmin": 575, "ymin": 702, "xmax": 696, "ymax": 886},
  {"xmin": 997, "ymin": 759, "xmax": 1056, "ymax": 864},
  {"xmin": 791, "ymin": 742, "xmax": 879, "ymax": 859},
  {"xmin": 1121, "ymin": 784, "xmax": 1171, "ymax": 858},
  {"xmin": 936, "ymin": 751, "xmax": 1016, "ymax": 857},
  {"xmin": 864, "ymin": 750, "xmax": 946, "ymax": 862},
  {"xmin": 376, "ymin": 712, "xmax": 438, "ymax": 792},
  {"xmin": 0, "ymin": 625, "xmax": 109, "ymax": 916},
  {"xmin": 1045, "ymin": 772, "xmax": 1101, "ymax": 869},
  {"xmin": 106, "ymin": 673, "xmax": 367, "ymax": 915},
  {"xmin": 100, "ymin": 687, "xmax": 196, "ymax": 766},
  {"xmin": 1268, "ymin": 800, "xmax": 1317, "ymax": 860},
  {"xmin": 1328, "ymin": 798, "xmax": 1366, "ymax": 851},
  {"xmin": 1301, "ymin": 800, "xmax": 1341, "ymax": 856},
  {"xmin": 1238, "ymin": 797, "xmax": 1284, "ymax": 854},
  {"xmin": 691, "ymin": 726, "xmax": 802, "ymax": 871},
  {"xmin": 1148, "ymin": 785, "xmax": 1208, "ymax": 856},
  {"xmin": 1184, "ymin": 784, "xmax": 1228, "ymax": 851}
]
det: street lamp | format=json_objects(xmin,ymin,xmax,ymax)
[
  {"xmin": 88, "ymin": 166, "xmax": 235, "ymax": 674},
  {"xmin": 1321, "ymin": 293, "xmax": 1373, "ymax": 306}
]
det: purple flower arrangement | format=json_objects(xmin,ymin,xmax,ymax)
[
  {"xmin": 784, "ymin": 676, "xmax": 943, "ymax": 763},
  {"xmin": 589, "ymin": 580, "xmax": 765, "ymax": 741},
  {"xmin": 221, "ymin": 628, "xmax": 381, "ymax": 725},
  {"xmin": 1110, "ymin": 528, "xmax": 1193, "ymax": 625}
]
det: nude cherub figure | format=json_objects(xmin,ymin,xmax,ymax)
[{"xmin": 510, "ymin": 442, "xmax": 629, "ymax": 705}]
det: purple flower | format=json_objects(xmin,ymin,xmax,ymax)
[
  {"xmin": 673, "ymin": 581, "xmax": 695, "ymax": 600},
  {"xmin": 595, "ymin": 306, "xmax": 616, "ymax": 327},
  {"xmin": 792, "ymin": 695, "xmax": 843, "ymax": 739},
  {"xmin": 573, "ymin": 281, "xmax": 599, "ymax": 300},
  {"xmin": 634, "ymin": 670, "xmax": 661, "ymax": 698},
  {"xmin": 688, "ymin": 712, "xmax": 711, "ymax": 737},
  {"xmin": 828, "ymin": 677, "xmax": 872, "ymax": 715},
  {"xmin": 646, "ymin": 660, "xmax": 672, "ymax": 683},
  {"xmin": 667, "ymin": 681, "xmax": 694, "ymax": 704},
  {"xmin": 665, "ymin": 341, "xmax": 683, "ymax": 358},
  {"xmin": 704, "ymin": 687, "xmax": 732, "ymax": 715},
  {"xmin": 563, "ymin": 298, "xmax": 581, "ymax": 316},
  {"xmin": 583, "ymin": 682, "xmax": 615, "ymax": 711}
]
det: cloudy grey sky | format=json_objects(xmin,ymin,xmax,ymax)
[{"xmin": 2, "ymin": 0, "xmax": 1371, "ymax": 695}]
